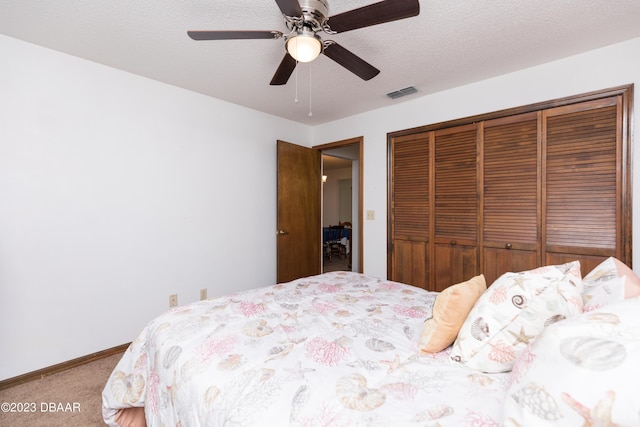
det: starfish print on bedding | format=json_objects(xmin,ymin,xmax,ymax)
[
  {"xmin": 508, "ymin": 326, "xmax": 536, "ymax": 346},
  {"xmin": 284, "ymin": 361, "xmax": 315, "ymax": 380},
  {"xmin": 380, "ymin": 354, "xmax": 405, "ymax": 374},
  {"xmin": 561, "ymin": 390, "xmax": 620, "ymax": 427}
]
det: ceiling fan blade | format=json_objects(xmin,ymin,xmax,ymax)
[
  {"xmin": 327, "ymin": 0, "xmax": 420, "ymax": 33},
  {"xmin": 274, "ymin": 0, "xmax": 302, "ymax": 17},
  {"xmin": 323, "ymin": 42, "xmax": 380, "ymax": 81},
  {"xmin": 188, "ymin": 30, "xmax": 283, "ymax": 41},
  {"xmin": 270, "ymin": 53, "xmax": 297, "ymax": 85}
]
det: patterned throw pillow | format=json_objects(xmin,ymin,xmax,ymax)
[
  {"xmin": 503, "ymin": 296, "xmax": 640, "ymax": 426},
  {"xmin": 450, "ymin": 261, "xmax": 583, "ymax": 373},
  {"xmin": 582, "ymin": 257, "xmax": 640, "ymax": 311},
  {"xmin": 419, "ymin": 274, "xmax": 486, "ymax": 353}
]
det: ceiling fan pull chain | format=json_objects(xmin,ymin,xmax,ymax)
[
  {"xmin": 308, "ymin": 64, "xmax": 313, "ymax": 117},
  {"xmin": 294, "ymin": 60, "xmax": 299, "ymax": 103}
]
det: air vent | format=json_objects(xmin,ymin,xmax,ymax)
[{"xmin": 386, "ymin": 86, "xmax": 418, "ymax": 99}]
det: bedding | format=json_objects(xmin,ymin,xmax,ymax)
[
  {"xmin": 504, "ymin": 296, "xmax": 640, "ymax": 426},
  {"xmin": 102, "ymin": 271, "xmax": 511, "ymax": 426}
]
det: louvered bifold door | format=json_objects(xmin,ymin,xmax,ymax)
[
  {"xmin": 433, "ymin": 124, "xmax": 479, "ymax": 292},
  {"xmin": 482, "ymin": 113, "xmax": 540, "ymax": 286},
  {"xmin": 389, "ymin": 132, "xmax": 430, "ymax": 289},
  {"xmin": 543, "ymin": 97, "xmax": 622, "ymax": 275}
]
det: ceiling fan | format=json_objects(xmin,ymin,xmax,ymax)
[{"xmin": 187, "ymin": 0, "xmax": 420, "ymax": 85}]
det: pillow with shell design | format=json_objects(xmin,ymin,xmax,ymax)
[
  {"xmin": 503, "ymin": 296, "xmax": 640, "ymax": 426},
  {"xmin": 450, "ymin": 261, "xmax": 583, "ymax": 373},
  {"xmin": 582, "ymin": 257, "xmax": 640, "ymax": 312}
]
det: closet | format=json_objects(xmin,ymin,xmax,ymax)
[{"xmin": 388, "ymin": 86, "xmax": 632, "ymax": 291}]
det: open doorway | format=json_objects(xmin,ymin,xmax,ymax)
[{"xmin": 316, "ymin": 139, "xmax": 362, "ymax": 273}]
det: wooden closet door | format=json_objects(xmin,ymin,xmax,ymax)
[
  {"xmin": 433, "ymin": 124, "xmax": 479, "ymax": 291},
  {"xmin": 543, "ymin": 97, "xmax": 622, "ymax": 275},
  {"xmin": 482, "ymin": 113, "xmax": 540, "ymax": 286},
  {"xmin": 389, "ymin": 132, "xmax": 430, "ymax": 289}
]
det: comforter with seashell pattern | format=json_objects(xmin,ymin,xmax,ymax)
[{"xmin": 103, "ymin": 272, "xmax": 509, "ymax": 426}]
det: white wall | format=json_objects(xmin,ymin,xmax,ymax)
[
  {"xmin": 322, "ymin": 167, "xmax": 352, "ymax": 227},
  {"xmin": 313, "ymin": 37, "xmax": 640, "ymax": 280},
  {"xmin": 0, "ymin": 35, "xmax": 311, "ymax": 380}
]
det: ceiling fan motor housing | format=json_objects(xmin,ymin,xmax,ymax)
[{"xmin": 297, "ymin": 0, "xmax": 329, "ymax": 30}]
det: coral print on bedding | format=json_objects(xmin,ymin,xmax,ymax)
[{"xmin": 103, "ymin": 272, "xmax": 510, "ymax": 426}]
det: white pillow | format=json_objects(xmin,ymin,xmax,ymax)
[
  {"xmin": 503, "ymin": 296, "xmax": 640, "ymax": 426},
  {"xmin": 450, "ymin": 261, "xmax": 583, "ymax": 373}
]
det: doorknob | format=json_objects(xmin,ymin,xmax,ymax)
[{"xmin": 277, "ymin": 230, "xmax": 289, "ymax": 236}]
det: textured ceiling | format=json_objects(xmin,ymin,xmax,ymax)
[{"xmin": 1, "ymin": 1, "xmax": 640, "ymax": 125}]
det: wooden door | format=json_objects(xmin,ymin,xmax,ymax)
[
  {"xmin": 482, "ymin": 113, "xmax": 540, "ymax": 285},
  {"xmin": 433, "ymin": 124, "xmax": 479, "ymax": 292},
  {"xmin": 543, "ymin": 97, "xmax": 622, "ymax": 276},
  {"xmin": 277, "ymin": 140, "xmax": 321, "ymax": 283},
  {"xmin": 388, "ymin": 132, "xmax": 430, "ymax": 289}
]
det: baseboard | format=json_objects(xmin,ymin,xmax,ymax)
[{"xmin": 0, "ymin": 343, "xmax": 130, "ymax": 391}]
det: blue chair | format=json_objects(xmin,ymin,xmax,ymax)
[{"xmin": 324, "ymin": 225, "xmax": 345, "ymax": 261}]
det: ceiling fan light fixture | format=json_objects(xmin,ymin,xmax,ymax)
[{"xmin": 286, "ymin": 30, "xmax": 322, "ymax": 63}]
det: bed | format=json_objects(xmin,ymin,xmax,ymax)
[{"xmin": 103, "ymin": 259, "xmax": 640, "ymax": 426}]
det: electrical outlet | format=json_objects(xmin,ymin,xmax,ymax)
[
  {"xmin": 366, "ymin": 210, "xmax": 375, "ymax": 220},
  {"xmin": 169, "ymin": 294, "xmax": 178, "ymax": 307},
  {"xmin": 199, "ymin": 288, "xmax": 207, "ymax": 300}
]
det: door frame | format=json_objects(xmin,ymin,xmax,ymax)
[{"xmin": 314, "ymin": 136, "xmax": 364, "ymax": 273}]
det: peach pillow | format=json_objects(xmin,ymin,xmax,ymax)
[
  {"xmin": 582, "ymin": 257, "xmax": 640, "ymax": 311},
  {"xmin": 419, "ymin": 274, "xmax": 486, "ymax": 353},
  {"xmin": 612, "ymin": 258, "xmax": 640, "ymax": 298}
]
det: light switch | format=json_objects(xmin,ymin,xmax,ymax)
[{"xmin": 366, "ymin": 210, "xmax": 375, "ymax": 220}]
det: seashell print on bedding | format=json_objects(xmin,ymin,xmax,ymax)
[
  {"xmin": 510, "ymin": 382, "xmax": 563, "ymax": 421},
  {"xmin": 279, "ymin": 302, "xmax": 299, "ymax": 310},
  {"xmin": 242, "ymin": 319, "xmax": 273, "ymax": 337},
  {"xmin": 470, "ymin": 317, "xmax": 490, "ymax": 341},
  {"xmin": 512, "ymin": 294, "xmax": 527, "ymax": 308},
  {"xmin": 162, "ymin": 345, "xmax": 182, "ymax": 369},
  {"xmin": 110, "ymin": 371, "xmax": 145, "ymax": 405},
  {"xmin": 334, "ymin": 294, "xmax": 359, "ymax": 303},
  {"xmin": 559, "ymin": 336, "xmax": 626, "ymax": 370},
  {"xmin": 403, "ymin": 325, "xmax": 415, "ymax": 341},
  {"xmin": 380, "ymin": 382, "xmax": 418, "ymax": 400},
  {"xmin": 217, "ymin": 353, "xmax": 244, "ymax": 371},
  {"xmin": 336, "ymin": 374, "xmax": 386, "ymax": 411},
  {"xmin": 203, "ymin": 385, "xmax": 220, "ymax": 406},
  {"xmin": 334, "ymin": 309, "xmax": 352, "ymax": 317},
  {"xmin": 365, "ymin": 338, "xmax": 395, "ymax": 352},
  {"xmin": 586, "ymin": 312, "xmax": 620, "ymax": 324},
  {"xmin": 544, "ymin": 314, "xmax": 566, "ymax": 327},
  {"xmin": 289, "ymin": 384, "xmax": 310, "ymax": 422},
  {"xmin": 413, "ymin": 404, "xmax": 454, "ymax": 421}
]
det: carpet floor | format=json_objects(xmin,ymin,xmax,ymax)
[{"xmin": 0, "ymin": 351, "xmax": 124, "ymax": 426}]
